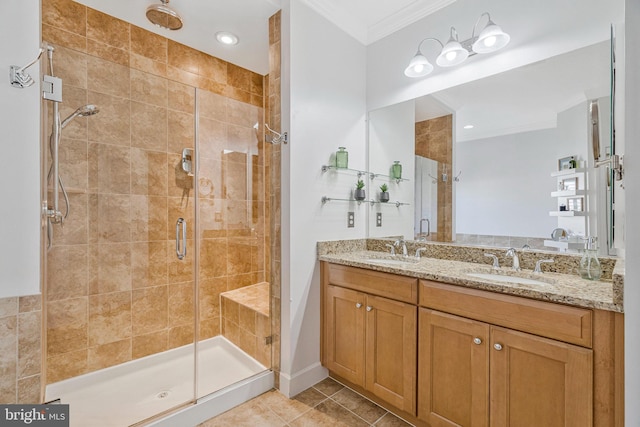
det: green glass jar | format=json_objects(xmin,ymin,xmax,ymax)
[
  {"xmin": 391, "ymin": 161, "xmax": 402, "ymax": 179},
  {"xmin": 336, "ymin": 147, "xmax": 348, "ymax": 169}
]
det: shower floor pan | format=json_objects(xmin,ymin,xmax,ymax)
[{"xmin": 46, "ymin": 335, "xmax": 268, "ymax": 427}]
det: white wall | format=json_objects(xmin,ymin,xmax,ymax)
[
  {"xmin": 280, "ymin": 0, "xmax": 367, "ymax": 396},
  {"xmin": 0, "ymin": 0, "xmax": 41, "ymax": 298},
  {"xmin": 456, "ymin": 102, "xmax": 588, "ymax": 238},
  {"xmin": 366, "ymin": 0, "xmax": 623, "ymax": 112},
  {"xmin": 368, "ymin": 100, "xmax": 415, "ymax": 239},
  {"xmin": 624, "ymin": 0, "xmax": 640, "ymax": 423}
]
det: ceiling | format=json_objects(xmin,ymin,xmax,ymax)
[
  {"xmin": 74, "ymin": 0, "xmax": 618, "ymax": 141},
  {"xmin": 74, "ymin": 0, "xmax": 457, "ymax": 75}
]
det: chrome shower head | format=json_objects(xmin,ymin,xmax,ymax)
[
  {"xmin": 146, "ymin": 0, "xmax": 183, "ymax": 30},
  {"xmin": 61, "ymin": 104, "xmax": 100, "ymax": 129}
]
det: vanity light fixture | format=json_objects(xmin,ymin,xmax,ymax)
[
  {"xmin": 216, "ymin": 31, "xmax": 239, "ymax": 46},
  {"xmin": 404, "ymin": 12, "xmax": 510, "ymax": 78}
]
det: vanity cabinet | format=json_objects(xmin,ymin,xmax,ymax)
[
  {"xmin": 419, "ymin": 308, "xmax": 592, "ymax": 427},
  {"xmin": 320, "ymin": 262, "xmax": 623, "ymax": 427},
  {"xmin": 322, "ymin": 263, "xmax": 418, "ymax": 413}
]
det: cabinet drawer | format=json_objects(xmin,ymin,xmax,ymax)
[
  {"xmin": 324, "ymin": 263, "xmax": 418, "ymax": 304},
  {"xmin": 420, "ymin": 280, "xmax": 592, "ymax": 348}
]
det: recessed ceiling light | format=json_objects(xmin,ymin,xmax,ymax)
[
  {"xmin": 463, "ymin": 124, "xmax": 474, "ymax": 129},
  {"xmin": 216, "ymin": 31, "xmax": 239, "ymax": 46}
]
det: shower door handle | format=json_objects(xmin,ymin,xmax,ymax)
[{"xmin": 176, "ymin": 218, "xmax": 187, "ymax": 260}]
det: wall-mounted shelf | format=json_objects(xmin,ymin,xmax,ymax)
[
  {"xmin": 321, "ymin": 196, "xmax": 409, "ymax": 207},
  {"xmin": 550, "ymin": 168, "xmax": 586, "ymax": 177},
  {"xmin": 550, "ymin": 189, "xmax": 586, "ymax": 197},
  {"xmin": 321, "ymin": 165, "xmax": 367, "ymax": 178},
  {"xmin": 369, "ymin": 173, "xmax": 410, "ymax": 183},
  {"xmin": 321, "ymin": 165, "xmax": 410, "ymax": 184},
  {"xmin": 549, "ymin": 211, "xmax": 587, "ymax": 217}
]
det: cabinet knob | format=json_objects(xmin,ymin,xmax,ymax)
[
  {"xmin": 473, "ymin": 337, "xmax": 482, "ymax": 345},
  {"xmin": 355, "ymin": 303, "xmax": 362, "ymax": 309},
  {"xmin": 366, "ymin": 306, "xmax": 373, "ymax": 312},
  {"xmin": 493, "ymin": 343, "xmax": 503, "ymax": 351}
]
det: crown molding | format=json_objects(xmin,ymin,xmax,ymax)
[
  {"xmin": 367, "ymin": 0, "xmax": 456, "ymax": 44},
  {"xmin": 300, "ymin": 0, "xmax": 457, "ymax": 45}
]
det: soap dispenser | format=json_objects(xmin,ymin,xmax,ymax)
[{"xmin": 579, "ymin": 236, "xmax": 602, "ymax": 281}]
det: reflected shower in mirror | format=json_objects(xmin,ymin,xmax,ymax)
[{"xmin": 414, "ymin": 156, "xmax": 438, "ymax": 241}]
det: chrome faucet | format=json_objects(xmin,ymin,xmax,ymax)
[
  {"xmin": 534, "ymin": 259, "xmax": 554, "ymax": 274},
  {"xmin": 385, "ymin": 243, "xmax": 396, "ymax": 256},
  {"xmin": 484, "ymin": 253, "xmax": 500, "ymax": 270},
  {"xmin": 415, "ymin": 247, "xmax": 427, "ymax": 259},
  {"xmin": 505, "ymin": 247, "xmax": 521, "ymax": 271},
  {"xmin": 394, "ymin": 239, "xmax": 408, "ymax": 257}
]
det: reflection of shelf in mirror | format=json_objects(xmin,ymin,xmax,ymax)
[
  {"xmin": 369, "ymin": 173, "xmax": 410, "ymax": 183},
  {"xmin": 321, "ymin": 165, "xmax": 367, "ymax": 177},
  {"xmin": 543, "ymin": 240, "xmax": 584, "ymax": 250},
  {"xmin": 549, "ymin": 211, "xmax": 587, "ymax": 217},
  {"xmin": 551, "ymin": 189, "xmax": 586, "ymax": 197},
  {"xmin": 550, "ymin": 168, "xmax": 586, "ymax": 177}
]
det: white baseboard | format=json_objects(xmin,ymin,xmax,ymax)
[{"xmin": 279, "ymin": 362, "xmax": 328, "ymax": 398}]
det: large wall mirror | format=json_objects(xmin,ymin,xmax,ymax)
[{"xmin": 368, "ymin": 39, "xmax": 615, "ymax": 254}]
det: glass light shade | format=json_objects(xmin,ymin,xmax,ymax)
[
  {"xmin": 436, "ymin": 40, "xmax": 469, "ymax": 67},
  {"xmin": 404, "ymin": 53, "xmax": 433, "ymax": 77},
  {"xmin": 472, "ymin": 23, "xmax": 510, "ymax": 53}
]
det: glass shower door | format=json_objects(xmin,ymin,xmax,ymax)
[
  {"xmin": 42, "ymin": 42, "xmax": 198, "ymax": 426},
  {"xmin": 195, "ymin": 88, "xmax": 271, "ymax": 398}
]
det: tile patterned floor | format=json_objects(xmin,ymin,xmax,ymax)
[{"xmin": 198, "ymin": 377, "xmax": 413, "ymax": 427}]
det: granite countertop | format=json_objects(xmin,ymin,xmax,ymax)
[{"xmin": 319, "ymin": 249, "xmax": 623, "ymax": 313}]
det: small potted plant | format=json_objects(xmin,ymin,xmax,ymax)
[
  {"xmin": 379, "ymin": 183, "xmax": 390, "ymax": 202},
  {"xmin": 354, "ymin": 179, "xmax": 366, "ymax": 201}
]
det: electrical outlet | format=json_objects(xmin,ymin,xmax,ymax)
[
  {"xmin": 347, "ymin": 212, "xmax": 355, "ymax": 228},
  {"xmin": 376, "ymin": 212, "xmax": 382, "ymax": 227}
]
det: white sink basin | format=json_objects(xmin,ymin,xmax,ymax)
[
  {"xmin": 364, "ymin": 258, "xmax": 418, "ymax": 266},
  {"xmin": 466, "ymin": 272, "xmax": 549, "ymax": 286}
]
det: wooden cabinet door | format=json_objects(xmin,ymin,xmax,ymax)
[
  {"xmin": 418, "ymin": 309, "xmax": 490, "ymax": 427},
  {"xmin": 365, "ymin": 294, "xmax": 417, "ymax": 414},
  {"xmin": 324, "ymin": 285, "xmax": 366, "ymax": 386},
  {"xmin": 490, "ymin": 326, "xmax": 593, "ymax": 427}
]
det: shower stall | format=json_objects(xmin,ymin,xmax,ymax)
[{"xmin": 41, "ymin": 32, "xmax": 273, "ymax": 426}]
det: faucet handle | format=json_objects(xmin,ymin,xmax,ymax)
[
  {"xmin": 534, "ymin": 259, "xmax": 554, "ymax": 274},
  {"xmin": 415, "ymin": 247, "xmax": 427, "ymax": 259},
  {"xmin": 484, "ymin": 253, "xmax": 500, "ymax": 269},
  {"xmin": 506, "ymin": 247, "xmax": 516, "ymax": 256},
  {"xmin": 385, "ymin": 244, "xmax": 396, "ymax": 256}
]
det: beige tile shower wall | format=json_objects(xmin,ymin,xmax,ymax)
[
  {"xmin": 0, "ymin": 295, "xmax": 42, "ymax": 404},
  {"xmin": 415, "ymin": 115, "xmax": 453, "ymax": 241},
  {"xmin": 42, "ymin": 0, "xmax": 267, "ymax": 384},
  {"xmin": 268, "ymin": 11, "xmax": 282, "ymax": 388}
]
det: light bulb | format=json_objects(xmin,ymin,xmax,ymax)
[
  {"xmin": 414, "ymin": 64, "xmax": 424, "ymax": 73},
  {"xmin": 446, "ymin": 51, "xmax": 457, "ymax": 61},
  {"xmin": 483, "ymin": 35, "xmax": 497, "ymax": 47}
]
